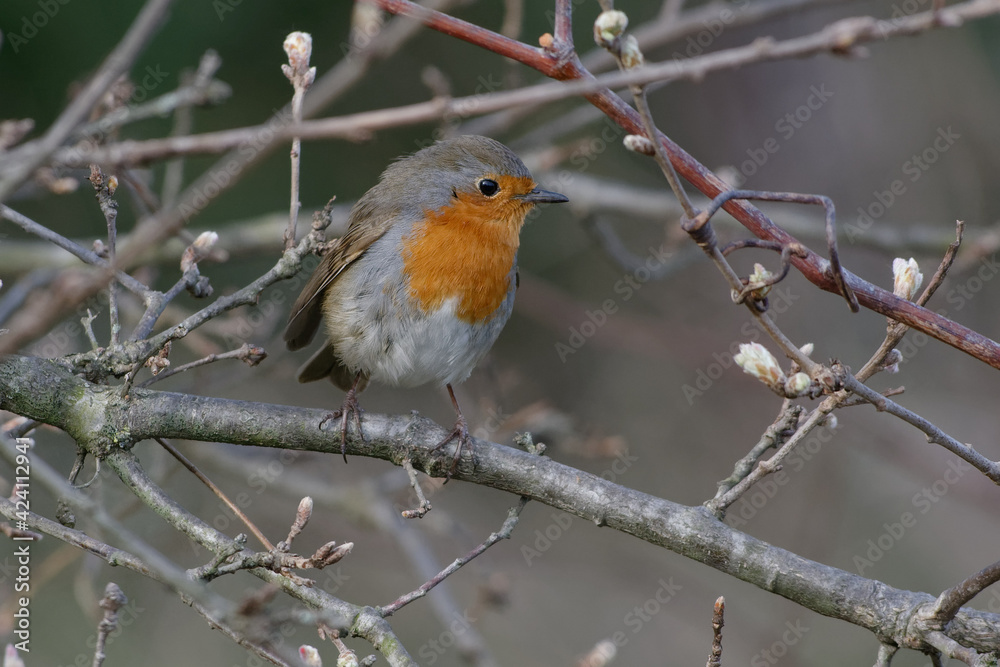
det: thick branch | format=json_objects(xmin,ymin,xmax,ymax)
[{"xmin": 2, "ymin": 353, "xmax": 998, "ymax": 655}]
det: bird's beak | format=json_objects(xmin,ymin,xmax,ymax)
[{"xmin": 519, "ymin": 188, "xmax": 569, "ymax": 204}]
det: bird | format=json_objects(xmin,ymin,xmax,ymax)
[{"xmin": 284, "ymin": 135, "xmax": 568, "ymax": 476}]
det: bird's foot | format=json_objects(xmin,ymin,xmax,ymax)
[
  {"xmin": 430, "ymin": 412, "xmax": 471, "ymax": 482},
  {"xmin": 319, "ymin": 389, "xmax": 364, "ymax": 463}
]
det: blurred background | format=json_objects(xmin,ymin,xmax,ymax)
[{"xmin": 3, "ymin": 0, "xmax": 1000, "ymax": 665}]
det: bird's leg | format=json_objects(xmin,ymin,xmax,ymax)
[
  {"xmin": 319, "ymin": 372, "xmax": 365, "ymax": 463},
  {"xmin": 431, "ymin": 383, "xmax": 472, "ymax": 481}
]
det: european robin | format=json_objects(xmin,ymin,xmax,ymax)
[{"xmin": 284, "ymin": 135, "xmax": 568, "ymax": 474}]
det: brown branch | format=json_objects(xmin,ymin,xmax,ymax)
[
  {"xmin": 854, "ymin": 220, "xmax": 965, "ymax": 383},
  {"xmin": 156, "ymin": 437, "xmax": 275, "ymax": 550},
  {"xmin": 370, "ymin": 0, "xmax": 1000, "ymax": 373}
]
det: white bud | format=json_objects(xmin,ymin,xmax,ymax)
[
  {"xmin": 144, "ymin": 355, "xmax": 170, "ymax": 376},
  {"xmin": 799, "ymin": 342, "xmax": 814, "ymax": 357},
  {"xmin": 734, "ymin": 342, "xmax": 785, "ymax": 388},
  {"xmin": 892, "ymin": 257, "xmax": 923, "ymax": 301},
  {"xmin": 623, "ymin": 134, "xmax": 655, "ymax": 155},
  {"xmin": 748, "ymin": 262, "xmax": 773, "ymax": 298},
  {"xmin": 283, "ymin": 31, "xmax": 313, "ymax": 69},
  {"xmin": 785, "ymin": 372, "xmax": 811, "ymax": 396},
  {"xmin": 337, "ymin": 651, "xmax": 359, "ymax": 667},
  {"xmin": 299, "ymin": 646, "xmax": 322, "ymax": 667},
  {"xmin": 881, "ymin": 348, "xmax": 902, "ymax": 374},
  {"xmin": 581, "ymin": 639, "xmax": 617, "ymax": 667},
  {"xmin": 283, "ymin": 32, "xmax": 316, "ymax": 87},
  {"xmin": 619, "ymin": 34, "xmax": 644, "ymax": 69},
  {"xmin": 193, "ymin": 231, "xmax": 219, "ymax": 253},
  {"xmin": 594, "ymin": 10, "xmax": 628, "ymax": 48}
]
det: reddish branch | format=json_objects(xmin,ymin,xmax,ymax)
[{"xmin": 372, "ymin": 0, "xmax": 1000, "ymax": 371}]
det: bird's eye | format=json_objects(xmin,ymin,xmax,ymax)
[{"xmin": 478, "ymin": 179, "xmax": 499, "ymax": 196}]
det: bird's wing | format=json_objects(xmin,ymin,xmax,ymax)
[{"xmin": 283, "ymin": 212, "xmax": 393, "ymax": 351}]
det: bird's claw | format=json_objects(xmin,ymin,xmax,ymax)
[
  {"xmin": 319, "ymin": 392, "xmax": 364, "ymax": 463},
  {"xmin": 430, "ymin": 414, "xmax": 471, "ymax": 482}
]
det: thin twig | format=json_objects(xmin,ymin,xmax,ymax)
[
  {"xmin": 379, "ymin": 497, "xmax": 529, "ymax": 617},
  {"xmin": 282, "ymin": 32, "xmax": 316, "ymax": 250},
  {"xmin": 711, "ymin": 404, "xmax": 802, "ymax": 501},
  {"xmin": 875, "ymin": 643, "xmax": 898, "ymax": 667},
  {"xmin": 400, "ymin": 458, "xmax": 433, "ymax": 519},
  {"xmin": 0, "ymin": 494, "xmax": 300, "ymax": 667},
  {"xmin": 89, "ymin": 167, "xmax": 121, "ymax": 344},
  {"xmin": 156, "ymin": 437, "xmax": 275, "ymax": 550},
  {"xmin": 65, "ymin": 226, "xmax": 323, "ymax": 379},
  {"xmin": 692, "ymin": 189, "xmax": 858, "ymax": 312},
  {"xmin": 706, "ymin": 401, "xmax": 835, "ymax": 515},
  {"xmin": 932, "ymin": 559, "xmax": 1000, "ymax": 625},
  {"xmin": 50, "ymin": 0, "xmax": 999, "ymax": 170},
  {"xmin": 0, "ymin": 432, "xmax": 218, "ymax": 605},
  {"xmin": 137, "ymin": 343, "xmax": 266, "ymax": 388},
  {"xmin": 554, "ymin": 0, "xmax": 573, "ymax": 47},
  {"xmin": 855, "ymin": 221, "xmax": 965, "ymax": 383},
  {"xmin": 73, "ymin": 68, "xmax": 229, "ymax": 145},
  {"xmin": 92, "ymin": 583, "xmax": 128, "ymax": 667},
  {"xmin": 0, "ymin": 205, "xmax": 148, "ymax": 295},
  {"xmin": 924, "ymin": 630, "xmax": 989, "ymax": 666},
  {"xmin": 916, "ymin": 220, "xmax": 965, "ymax": 308},
  {"xmin": 469, "ymin": 0, "xmax": 859, "ymax": 138},
  {"xmin": 840, "ymin": 374, "xmax": 1000, "ymax": 484},
  {"xmin": 632, "ymin": 88, "xmax": 697, "ymax": 219},
  {"xmin": 706, "ymin": 596, "xmax": 724, "ymax": 667},
  {"xmin": 590, "ymin": 5, "xmax": 697, "ymax": 218},
  {"xmin": 128, "ymin": 229, "xmax": 219, "ymax": 345},
  {"xmin": 81, "ymin": 309, "xmax": 100, "ymax": 350}
]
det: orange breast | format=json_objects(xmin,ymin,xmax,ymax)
[{"xmin": 402, "ymin": 176, "xmax": 534, "ymax": 323}]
